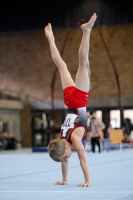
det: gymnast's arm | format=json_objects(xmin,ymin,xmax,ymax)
[
  {"xmin": 55, "ymin": 158, "xmax": 68, "ymax": 185},
  {"xmin": 73, "ymin": 137, "xmax": 91, "ymax": 187}
]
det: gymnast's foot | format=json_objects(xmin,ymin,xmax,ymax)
[
  {"xmin": 44, "ymin": 23, "xmax": 54, "ymax": 40},
  {"xmin": 81, "ymin": 13, "xmax": 97, "ymax": 31}
]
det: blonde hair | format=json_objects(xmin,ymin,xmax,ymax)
[{"xmin": 48, "ymin": 139, "xmax": 66, "ymax": 162}]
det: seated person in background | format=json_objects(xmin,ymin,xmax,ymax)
[{"xmin": 122, "ymin": 118, "xmax": 133, "ymax": 143}]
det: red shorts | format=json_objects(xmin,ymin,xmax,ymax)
[{"xmin": 63, "ymin": 86, "xmax": 90, "ymax": 108}]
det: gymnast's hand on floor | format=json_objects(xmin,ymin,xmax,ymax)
[
  {"xmin": 55, "ymin": 180, "xmax": 67, "ymax": 185},
  {"xmin": 78, "ymin": 182, "xmax": 91, "ymax": 187}
]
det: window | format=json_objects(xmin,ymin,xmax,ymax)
[
  {"xmin": 110, "ymin": 110, "xmax": 120, "ymax": 128},
  {"xmin": 124, "ymin": 109, "xmax": 133, "ymax": 124}
]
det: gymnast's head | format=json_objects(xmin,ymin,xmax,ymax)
[{"xmin": 48, "ymin": 138, "xmax": 72, "ymax": 162}]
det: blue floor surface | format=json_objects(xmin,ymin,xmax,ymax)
[{"xmin": 0, "ymin": 148, "xmax": 133, "ymax": 200}]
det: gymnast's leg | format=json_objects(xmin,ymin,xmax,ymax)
[
  {"xmin": 44, "ymin": 24, "xmax": 75, "ymax": 89},
  {"xmin": 75, "ymin": 13, "xmax": 97, "ymax": 92}
]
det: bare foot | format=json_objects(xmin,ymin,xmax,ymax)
[
  {"xmin": 44, "ymin": 23, "xmax": 54, "ymax": 40},
  {"xmin": 81, "ymin": 13, "xmax": 97, "ymax": 31},
  {"xmin": 78, "ymin": 182, "xmax": 91, "ymax": 187}
]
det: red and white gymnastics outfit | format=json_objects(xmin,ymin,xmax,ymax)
[{"xmin": 60, "ymin": 86, "xmax": 90, "ymax": 144}]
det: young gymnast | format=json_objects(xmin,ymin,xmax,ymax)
[{"xmin": 44, "ymin": 13, "xmax": 97, "ymax": 187}]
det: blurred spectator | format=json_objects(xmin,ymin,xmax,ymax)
[
  {"xmin": 122, "ymin": 118, "xmax": 133, "ymax": 143},
  {"xmin": 5, "ymin": 133, "xmax": 18, "ymax": 150},
  {"xmin": 0, "ymin": 117, "xmax": 19, "ymax": 150},
  {"xmin": 0, "ymin": 133, "xmax": 18, "ymax": 150},
  {"xmin": 90, "ymin": 115, "xmax": 105, "ymax": 153},
  {"xmin": 123, "ymin": 118, "xmax": 133, "ymax": 135},
  {"xmin": 0, "ymin": 117, "xmax": 3, "ymax": 135}
]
